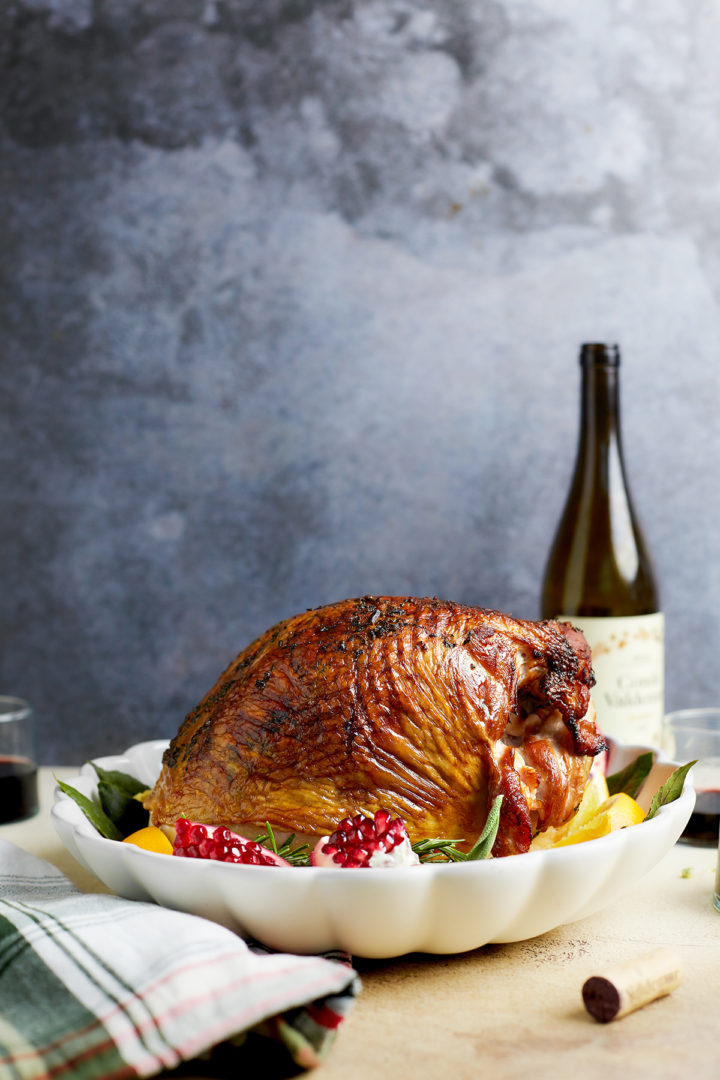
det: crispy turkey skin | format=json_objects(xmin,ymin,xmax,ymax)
[{"xmin": 145, "ymin": 596, "xmax": 604, "ymax": 856}]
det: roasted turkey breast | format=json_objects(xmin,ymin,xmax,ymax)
[{"xmin": 145, "ymin": 596, "xmax": 604, "ymax": 856}]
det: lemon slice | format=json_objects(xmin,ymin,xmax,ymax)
[
  {"xmin": 122, "ymin": 826, "xmax": 173, "ymax": 854},
  {"xmin": 553, "ymin": 793, "xmax": 645, "ymax": 847},
  {"xmin": 530, "ymin": 769, "xmax": 610, "ymax": 850}
]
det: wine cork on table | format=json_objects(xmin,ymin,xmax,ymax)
[{"xmin": 582, "ymin": 947, "xmax": 682, "ymax": 1023}]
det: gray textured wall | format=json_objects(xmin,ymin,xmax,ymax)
[{"xmin": 2, "ymin": 0, "xmax": 719, "ymax": 763}]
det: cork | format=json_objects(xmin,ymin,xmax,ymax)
[{"xmin": 582, "ymin": 947, "xmax": 682, "ymax": 1023}]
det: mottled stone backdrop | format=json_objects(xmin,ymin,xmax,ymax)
[{"xmin": 2, "ymin": 0, "xmax": 719, "ymax": 762}]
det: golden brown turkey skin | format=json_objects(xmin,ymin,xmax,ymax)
[{"xmin": 144, "ymin": 596, "xmax": 604, "ymax": 856}]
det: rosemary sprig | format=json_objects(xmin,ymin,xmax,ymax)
[
  {"xmin": 254, "ymin": 823, "xmax": 311, "ymax": 866},
  {"xmin": 411, "ymin": 837, "xmax": 469, "ymax": 862}
]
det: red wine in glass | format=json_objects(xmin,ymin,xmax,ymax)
[
  {"xmin": 680, "ymin": 789, "xmax": 720, "ymax": 847},
  {"xmin": 0, "ymin": 756, "xmax": 39, "ymax": 824}
]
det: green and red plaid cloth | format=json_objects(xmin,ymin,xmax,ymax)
[{"xmin": 0, "ymin": 840, "xmax": 359, "ymax": 1078}]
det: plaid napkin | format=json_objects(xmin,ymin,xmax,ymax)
[{"xmin": 0, "ymin": 840, "xmax": 359, "ymax": 1079}]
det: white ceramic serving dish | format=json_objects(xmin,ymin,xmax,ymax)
[{"xmin": 52, "ymin": 739, "xmax": 694, "ymax": 958}]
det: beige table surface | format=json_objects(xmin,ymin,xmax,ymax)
[{"xmin": 2, "ymin": 769, "xmax": 719, "ymax": 1080}]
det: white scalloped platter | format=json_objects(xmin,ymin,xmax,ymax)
[{"xmin": 52, "ymin": 739, "xmax": 695, "ymax": 958}]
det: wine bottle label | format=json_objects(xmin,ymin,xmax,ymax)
[{"xmin": 556, "ymin": 613, "xmax": 665, "ymax": 747}]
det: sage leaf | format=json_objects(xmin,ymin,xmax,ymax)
[
  {"xmin": 466, "ymin": 794, "xmax": 504, "ymax": 861},
  {"xmin": 606, "ymin": 751, "xmax": 654, "ymax": 798},
  {"xmin": 644, "ymin": 760, "xmax": 697, "ymax": 821},
  {"xmin": 55, "ymin": 777, "xmax": 123, "ymax": 841}
]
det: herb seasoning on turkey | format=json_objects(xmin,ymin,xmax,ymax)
[{"xmin": 143, "ymin": 596, "xmax": 605, "ymax": 857}]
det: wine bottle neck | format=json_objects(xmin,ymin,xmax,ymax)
[
  {"xmin": 578, "ymin": 360, "xmax": 622, "ymax": 459},
  {"xmin": 540, "ymin": 344, "xmax": 659, "ymax": 621}
]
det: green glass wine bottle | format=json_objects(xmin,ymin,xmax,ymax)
[{"xmin": 540, "ymin": 343, "xmax": 664, "ymax": 746}]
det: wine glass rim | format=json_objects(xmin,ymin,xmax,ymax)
[
  {"xmin": 663, "ymin": 707, "xmax": 720, "ymax": 735},
  {"xmin": 0, "ymin": 696, "xmax": 32, "ymax": 722}
]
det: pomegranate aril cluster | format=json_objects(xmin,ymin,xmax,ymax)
[
  {"xmin": 314, "ymin": 809, "xmax": 415, "ymax": 868},
  {"xmin": 173, "ymin": 819, "xmax": 284, "ymax": 866}
]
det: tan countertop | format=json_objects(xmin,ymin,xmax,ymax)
[{"xmin": 3, "ymin": 769, "xmax": 719, "ymax": 1079}]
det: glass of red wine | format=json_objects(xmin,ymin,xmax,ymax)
[
  {"xmin": 662, "ymin": 708, "xmax": 720, "ymax": 848},
  {"xmin": 0, "ymin": 697, "xmax": 38, "ymax": 824}
]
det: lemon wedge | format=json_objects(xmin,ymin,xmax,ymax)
[
  {"xmin": 553, "ymin": 793, "xmax": 646, "ymax": 847},
  {"xmin": 531, "ymin": 769, "xmax": 610, "ymax": 850},
  {"xmin": 122, "ymin": 826, "xmax": 173, "ymax": 854}
]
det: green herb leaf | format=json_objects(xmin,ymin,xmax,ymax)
[
  {"xmin": 97, "ymin": 780, "xmax": 149, "ymax": 837},
  {"xmin": 411, "ymin": 795, "xmax": 504, "ymax": 863},
  {"xmin": 644, "ymin": 760, "xmax": 696, "ymax": 821},
  {"xmin": 264, "ymin": 821, "xmax": 279, "ymax": 855},
  {"xmin": 606, "ymin": 751, "xmax": 654, "ymax": 798},
  {"xmin": 411, "ymin": 837, "xmax": 469, "ymax": 862},
  {"xmin": 90, "ymin": 763, "xmax": 148, "ymax": 797},
  {"xmin": 55, "ymin": 777, "xmax": 123, "ymax": 841},
  {"xmin": 253, "ymin": 826, "xmax": 311, "ymax": 866},
  {"xmin": 465, "ymin": 795, "xmax": 504, "ymax": 861}
]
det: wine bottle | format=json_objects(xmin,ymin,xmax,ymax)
[{"xmin": 540, "ymin": 343, "xmax": 664, "ymax": 747}]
